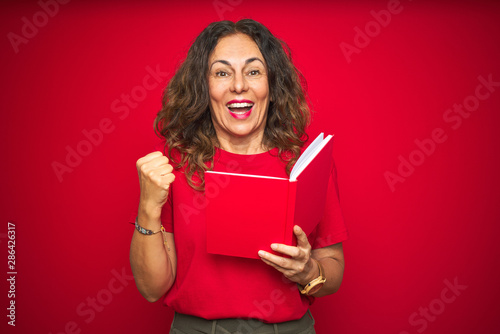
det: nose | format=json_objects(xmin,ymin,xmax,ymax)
[{"xmin": 230, "ymin": 72, "xmax": 248, "ymax": 93}]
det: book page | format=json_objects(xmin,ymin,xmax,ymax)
[
  {"xmin": 290, "ymin": 133, "xmax": 324, "ymax": 179},
  {"xmin": 290, "ymin": 133, "xmax": 333, "ymax": 181}
]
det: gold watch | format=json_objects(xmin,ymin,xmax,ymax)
[{"xmin": 299, "ymin": 259, "xmax": 326, "ymax": 296}]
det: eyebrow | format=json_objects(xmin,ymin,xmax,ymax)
[{"xmin": 209, "ymin": 57, "xmax": 265, "ymax": 70}]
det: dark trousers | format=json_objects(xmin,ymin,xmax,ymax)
[{"xmin": 169, "ymin": 309, "xmax": 316, "ymax": 334}]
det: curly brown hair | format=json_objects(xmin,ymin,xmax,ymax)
[{"xmin": 154, "ymin": 19, "xmax": 311, "ymax": 190}]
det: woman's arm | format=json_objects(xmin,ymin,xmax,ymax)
[
  {"xmin": 129, "ymin": 152, "xmax": 177, "ymax": 302},
  {"xmin": 258, "ymin": 225, "xmax": 345, "ymax": 297},
  {"xmin": 130, "ymin": 213, "xmax": 177, "ymax": 302},
  {"xmin": 308, "ymin": 242, "xmax": 344, "ymax": 297}
]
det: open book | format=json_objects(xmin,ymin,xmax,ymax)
[{"xmin": 205, "ymin": 133, "xmax": 334, "ymax": 259}]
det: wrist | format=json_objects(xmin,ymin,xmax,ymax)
[
  {"xmin": 137, "ymin": 211, "xmax": 162, "ymax": 234},
  {"xmin": 132, "ymin": 216, "xmax": 170, "ymax": 250},
  {"xmin": 300, "ymin": 258, "xmax": 319, "ymax": 286},
  {"xmin": 138, "ymin": 202, "xmax": 162, "ymax": 222}
]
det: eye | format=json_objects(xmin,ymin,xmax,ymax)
[
  {"xmin": 215, "ymin": 71, "xmax": 228, "ymax": 77},
  {"xmin": 248, "ymin": 70, "xmax": 260, "ymax": 76}
]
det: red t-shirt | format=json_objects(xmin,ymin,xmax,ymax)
[{"xmin": 160, "ymin": 146, "xmax": 348, "ymax": 323}]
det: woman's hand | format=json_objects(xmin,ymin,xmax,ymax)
[
  {"xmin": 136, "ymin": 151, "xmax": 175, "ymax": 219},
  {"xmin": 258, "ymin": 225, "xmax": 318, "ymax": 286}
]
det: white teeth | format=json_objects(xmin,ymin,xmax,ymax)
[{"xmin": 227, "ymin": 102, "xmax": 253, "ymax": 108}]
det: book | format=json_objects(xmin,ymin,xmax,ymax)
[{"xmin": 205, "ymin": 133, "xmax": 334, "ymax": 259}]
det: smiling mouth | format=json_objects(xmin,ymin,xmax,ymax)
[{"xmin": 226, "ymin": 102, "xmax": 254, "ymax": 114}]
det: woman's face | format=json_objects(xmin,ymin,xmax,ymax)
[{"xmin": 208, "ymin": 33, "xmax": 270, "ymax": 150}]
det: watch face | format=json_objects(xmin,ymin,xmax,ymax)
[{"xmin": 308, "ymin": 283, "xmax": 324, "ymax": 295}]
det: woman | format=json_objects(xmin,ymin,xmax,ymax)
[{"xmin": 130, "ymin": 19, "xmax": 347, "ymax": 334}]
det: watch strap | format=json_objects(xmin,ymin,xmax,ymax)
[{"xmin": 300, "ymin": 259, "xmax": 326, "ymax": 295}]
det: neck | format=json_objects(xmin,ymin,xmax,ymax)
[{"xmin": 215, "ymin": 135, "xmax": 269, "ymax": 155}]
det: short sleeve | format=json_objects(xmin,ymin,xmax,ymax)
[{"xmin": 310, "ymin": 158, "xmax": 348, "ymax": 249}]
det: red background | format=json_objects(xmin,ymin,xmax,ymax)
[{"xmin": 1, "ymin": 0, "xmax": 500, "ymax": 333}]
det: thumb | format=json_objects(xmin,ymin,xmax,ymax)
[{"xmin": 294, "ymin": 225, "xmax": 309, "ymax": 247}]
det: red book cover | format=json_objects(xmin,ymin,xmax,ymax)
[{"xmin": 205, "ymin": 134, "xmax": 334, "ymax": 259}]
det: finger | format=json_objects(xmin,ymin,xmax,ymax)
[
  {"xmin": 259, "ymin": 256, "xmax": 301, "ymax": 280},
  {"xmin": 146, "ymin": 155, "xmax": 170, "ymax": 169},
  {"xmin": 260, "ymin": 257, "xmax": 286, "ymax": 273},
  {"xmin": 161, "ymin": 173, "xmax": 175, "ymax": 187},
  {"xmin": 258, "ymin": 250, "xmax": 290, "ymax": 269},
  {"xmin": 137, "ymin": 151, "xmax": 163, "ymax": 165},
  {"xmin": 155, "ymin": 163, "xmax": 174, "ymax": 176},
  {"xmin": 149, "ymin": 168, "xmax": 175, "ymax": 188},
  {"xmin": 138, "ymin": 157, "xmax": 171, "ymax": 178},
  {"xmin": 270, "ymin": 243, "xmax": 301, "ymax": 258},
  {"xmin": 294, "ymin": 225, "xmax": 310, "ymax": 248},
  {"xmin": 137, "ymin": 151, "xmax": 168, "ymax": 168}
]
